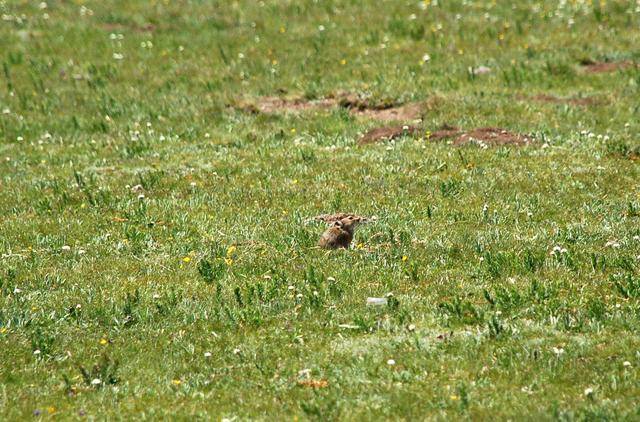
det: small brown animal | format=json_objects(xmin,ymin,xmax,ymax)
[{"xmin": 317, "ymin": 215, "xmax": 366, "ymax": 249}]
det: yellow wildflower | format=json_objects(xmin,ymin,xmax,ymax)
[
  {"xmin": 172, "ymin": 379, "xmax": 181, "ymax": 386},
  {"xmin": 99, "ymin": 338, "xmax": 108, "ymax": 345},
  {"xmin": 402, "ymin": 255, "xmax": 408, "ymax": 262},
  {"xmin": 182, "ymin": 256, "xmax": 191, "ymax": 263}
]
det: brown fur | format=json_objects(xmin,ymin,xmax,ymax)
[{"xmin": 317, "ymin": 215, "xmax": 365, "ymax": 249}]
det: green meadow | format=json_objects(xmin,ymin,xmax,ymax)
[{"xmin": 1, "ymin": 0, "xmax": 640, "ymax": 419}]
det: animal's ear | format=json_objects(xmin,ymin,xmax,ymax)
[{"xmin": 333, "ymin": 221, "xmax": 343, "ymax": 227}]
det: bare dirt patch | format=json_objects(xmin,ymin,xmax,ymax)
[
  {"xmin": 428, "ymin": 125, "xmax": 531, "ymax": 146},
  {"xmin": 579, "ymin": 59, "xmax": 638, "ymax": 74},
  {"xmin": 238, "ymin": 96, "xmax": 335, "ymax": 114},
  {"xmin": 358, "ymin": 125, "xmax": 418, "ymax": 145},
  {"xmin": 528, "ymin": 94, "xmax": 600, "ymax": 106},
  {"xmin": 236, "ymin": 92, "xmax": 424, "ymax": 121},
  {"xmin": 351, "ymin": 102, "xmax": 423, "ymax": 122},
  {"xmin": 335, "ymin": 93, "xmax": 396, "ymax": 111},
  {"xmin": 428, "ymin": 124, "xmax": 462, "ymax": 141},
  {"xmin": 336, "ymin": 93, "xmax": 424, "ymax": 121}
]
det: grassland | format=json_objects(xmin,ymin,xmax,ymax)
[{"xmin": 1, "ymin": 0, "xmax": 640, "ymax": 419}]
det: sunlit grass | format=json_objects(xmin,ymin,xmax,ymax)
[{"xmin": 1, "ymin": 0, "xmax": 640, "ymax": 419}]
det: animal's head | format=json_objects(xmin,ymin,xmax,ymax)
[{"xmin": 338, "ymin": 215, "xmax": 367, "ymax": 232}]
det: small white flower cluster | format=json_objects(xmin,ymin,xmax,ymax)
[
  {"xmin": 604, "ymin": 240, "xmax": 620, "ymax": 248},
  {"xmin": 37, "ymin": 132, "xmax": 52, "ymax": 145},
  {"xmin": 550, "ymin": 245, "xmax": 568, "ymax": 255},
  {"xmin": 80, "ymin": 5, "xmax": 94, "ymax": 16},
  {"xmin": 579, "ymin": 130, "xmax": 609, "ymax": 141},
  {"xmin": 2, "ymin": 14, "xmax": 26, "ymax": 24}
]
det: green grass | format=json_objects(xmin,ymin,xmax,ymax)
[{"xmin": 1, "ymin": 0, "xmax": 640, "ymax": 419}]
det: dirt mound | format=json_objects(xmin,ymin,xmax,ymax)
[
  {"xmin": 335, "ymin": 93, "xmax": 396, "ymax": 110},
  {"xmin": 240, "ymin": 96, "xmax": 335, "ymax": 114},
  {"xmin": 351, "ymin": 103, "xmax": 423, "ymax": 122},
  {"xmin": 455, "ymin": 127, "xmax": 530, "ymax": 146},
  {"xmin": 579, "ymin": 59, "xmax": 637, "ymax": 74},
  {"xmin": 528, "ymin": 94, "xmax": 599, "ymax": 106},
  {"xmin": 428, "ymin": 125, "xmax": 531, "ymax": 146},
  {"xmin": 335, "ymin": 93, "xmax": 423, "ymax": 121},
  {"xmin": 428, "ymin": 124, "xmax": 462, "ymax": 141},
  {"xmin": 236, "ymin": 93, "xmax": 423, "ymax": 122},
  {"xmin": 358, "ymin": 125, "xmax": 418, "ymax": 145}
]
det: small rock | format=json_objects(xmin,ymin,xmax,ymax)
[
  {"xmin": 366, "ymin": 297, "xmax": 388, "ymax": 306},
  {"xmin": 473, "ymin": 65, "xmax": 492, "ymax": 75}
]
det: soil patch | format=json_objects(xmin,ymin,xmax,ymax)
[
  {"xmin": 579, "ymin": 59, "xmax": 638, "ymax": 74},
  {"xmin": 351, "ymin": 102, "xmax": 423, "ymax": 121},
  {"xmin": 455, "ymin": 127, "xmax": 530, "ymax": 146},
  {"xmin": 525, "ymin": 94, "xmax": 600, "ymax": 106},
  {"xmin": 238, "ymin": 92, "xmax": 424, "ymax": 121},
  {"xmin": 240, "ymin": 96, "xmax": 335, "ymax": 114},
  {"xmin": 358, "ymin": 125, "xmax": 418, "ymax": 145},
  {"xmin": 428, "ymin": 125, "xmax": 531, "ymax": 146},
  {"xmin": 335, "ymin": 93, "xmax": 396, "ymax": 111},
  {"xmin": 335, "ymin": 92, "xmax": 423, "ymax": 121},
  {"xmin": 428, "ymin": 124, "xmax": 462, "ymax": 141}
]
